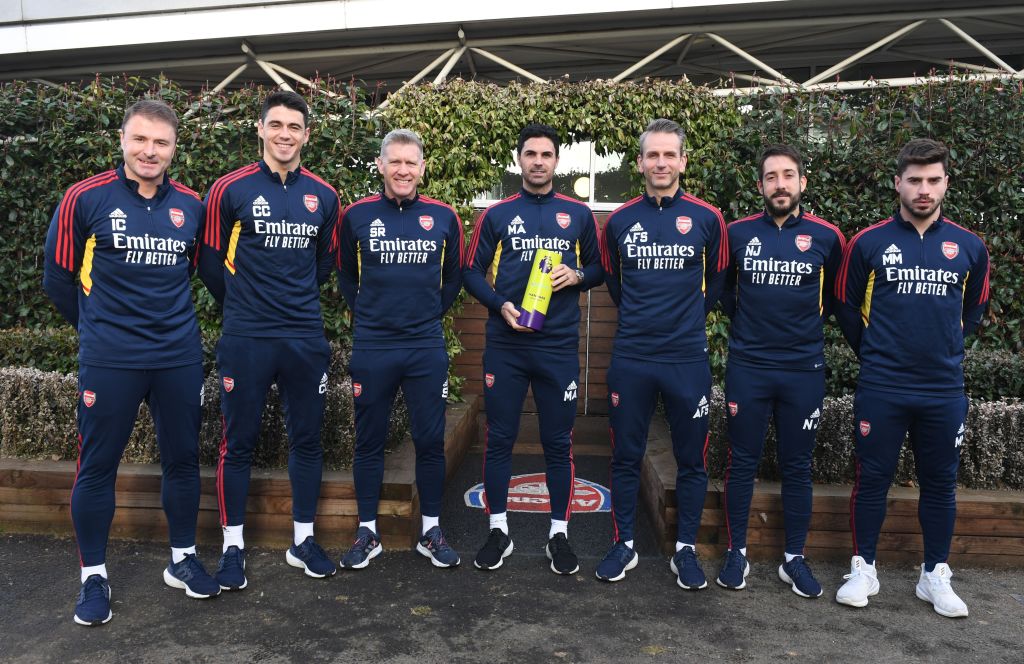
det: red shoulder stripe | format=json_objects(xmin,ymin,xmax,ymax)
[
  {"xmin": 465, "ymin": 194, "xmax": 520, "ymax": 267},
  {"xmin": 169, "ymin": 179, "xmax": 201, "ymax": 201},
  {"xmin": 299, "ymin": 167, "xmax": 338, "ymax": 195},
  {"xmin": 56, "ymin": 171, "xmax": 118, "ymax": 270},
  {"xmin": 836, "ymin": 218, "xmax": 891, "ymax": 301},
  {"xmin": 727, "ymin": 213, "xmax": 762, "ymax": 228},
  {"xmin": 803, "ymin": 213, "xmax": 847, "ymax": 251},
  {"xmin": 683, "ymin": 193, "xmax": 729, "ymax": 271},
  {"xmin": 204, "ymin": 163, "xmax": 259, "ymax": 249}
]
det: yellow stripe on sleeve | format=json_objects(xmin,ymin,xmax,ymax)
[
  {"xmin": 224, "ymin": 220, "xmax": 242, "ymax": 275},
  {"xmin": 861, "ymin": 271, "xmax": 875, "ymax": 326},
  {"xmin": 80, "ymin": 234, "xmax": 96, "ymax": 295}
]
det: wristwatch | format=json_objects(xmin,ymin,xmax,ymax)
[{"xmin": 574, "ymin": 268, "xmax": 585, "ymax": 284}]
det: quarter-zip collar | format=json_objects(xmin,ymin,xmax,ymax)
[
  {"xmin": 258, "ymin": 159, "xmax": 302, "ymax": 185},
  {"xmin": 759, "ymin": 208, "xmax": 804, "ymax": 229},
  {"xmin": 894, "ymin": 207, "xmax": 945, "ymax": 234},
  {"xmin": 381, "ymin": 188, "xmax": 419, "ymax": 210},
  {"xmin": 642, "ymin": 187, "xmax": 684, "ymax": 209},
  {"xmin": 520, "ymin": 187, "xmax": 556, "ymax": 204},
  {"xmin": 117, "ymin": 163, "xmax": 171, "ymax": 204}
]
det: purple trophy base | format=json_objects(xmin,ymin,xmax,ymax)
[{"xmin": 519, "ymin": 308, "xmax": 546, "ymax": 331}]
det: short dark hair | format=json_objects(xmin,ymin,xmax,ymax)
[
  {"xmin": 122, "ymin": 99, "xmax": 178, "ymax": 136},
  {"xmin": 758, "ymin": 144, "xmax": 803, "ymax": 180},
  {"xmin": 897, "ymin": 138, "xmax": 949, "ymax": 176},
  {"xmin": 261, "ymin": 90, "xmax": 309, "ymax": 125},
  {"xmin": 639, "ymin": 118, "xmax": 686, "ymax": 155},
  {"xmin": 517, "ymin": 123, "xmax": 560, "ymax": 157}
]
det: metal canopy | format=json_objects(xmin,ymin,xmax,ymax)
[{"xmin": 0, "ymin": 0, "xmax": 1021, "ymax": 102}]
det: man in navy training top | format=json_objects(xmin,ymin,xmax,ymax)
[
  {"xmin": 834, "ymin": 138, "xmax": 990, "ymax": 618},
  {"xmin": 598, "ymin": 118, "xmax": 728, "ymax": 587},
  {"xmin": 199, "ymin": 91, "xmax": 341, "ymax": 588},
  {"xmin": 337, "ymin": 128, "xmax": 464, "ymax": 569},
  {"xmin": 464, "ymin": 123, "xmax": 603, "ymax": 574},
  {"xmin": 44, "ymin": 99, "xmax": 220, "ymax": 626},
  {"xmin": 717, "ymin": 144, "xmax": 845, "ymax": 597}
]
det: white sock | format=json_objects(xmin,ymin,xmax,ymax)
[
  {"xmin": 675, "ymin": 542, "xmax": 695, "ymax": 552},
  {"xmin": 624, "ymin": 540, "xmax": 634, "ymax": 550},
  {"xmin": 548, "ymin": 519, "xmax": 568, "ymax": 539},
  {"xmin": 422, "ymin": 515, "xmax": 439, "ymax": 535},
  {"xmin": 222, "ymin": 524, "xmax": 244, "ymax": 552},
  {"xmin": 294, "ymin": 521, "xmax": 314, "ymax": 547},
  {"xmin": 81, "ymin": 564, "xmax": 107, "ymax": 584},
  {"xmin": 359, "ymin": 519, "xmax": 378, "ymax": 535},
  {"xmin": 741, "ymin": 547, "xmax": 748, "ymax": 557},
  {"xmin": 489, "ymin": 512, "xmax": 508, "ymax": 535},
  {"xmin": 171, "ymin": 546, "xmax": 196, "ymax": 564},
  {"xmin": 784, "ymin": 551, "xmax": 799, "ymax": 562}
]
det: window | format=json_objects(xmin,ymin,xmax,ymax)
[{"xmin": 472, "ymin": 141, "xmax": 632, "ymax": 211}]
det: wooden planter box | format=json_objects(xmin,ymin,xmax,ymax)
[{"xmin": 0, "ymin": 396, "xmax": 481, "ymax": 550}]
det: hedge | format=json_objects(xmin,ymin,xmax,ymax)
[
  {"xmin": 700, "ymin": 387, "xmax": 1024, "ymax": 490},
  {"xmin": 0, "ymin": 344, "xmax": 408, "ymax": 470}
]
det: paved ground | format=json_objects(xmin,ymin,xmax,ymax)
[{"xmin": 2, "ymin": 453, "xmax": 1022, "ymax": 663}]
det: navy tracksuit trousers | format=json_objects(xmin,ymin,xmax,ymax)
[
  {"xmin": 723, "ymin": 363, "xmax": 824, "ymax": 554},
  {"xmin": 481, "ymin": 346, "xmax": 579, "ymax": 520},
  {"xmin": 216, "ymin": 334, "xmax": 330, "ymax": 526},
  {"xmin": 72, "ymin": 363, "xmax": 203, "ymax": 566},
  {"xmin": 607, "ymin": 356, "xmax": 711, "ymax": 544},
  {"xmin": 851, "ymin": 386, "xmax": 967, "ymax": 566},
  {"xmin": 350, "ymin": 347, "xmax": 449, "ymax": 521}
]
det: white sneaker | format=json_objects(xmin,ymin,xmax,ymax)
[
  {"xmin": 915, "ymin": 563, "xmax": 969, "ymax": 618},
  {"xmin": 835, "ymin": 555, "xmax": 880, "ymax": 608}
]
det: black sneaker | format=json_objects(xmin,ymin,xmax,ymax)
[
  {"xmin": 474, "ymin": 528, "xmax": 514, "ymax": 570},
  {"xmin": 545, "ymin": 533, "xmax": 579, "ymax": 575}
]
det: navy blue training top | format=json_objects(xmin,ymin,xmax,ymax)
[
  {"xmin": 601, "ymin": 189, "xmax": 729, "ymax": 363},
  {"xmin": 43, "ymin": 165, "xmax": 204, "ymax": 369},
  {"xmin": 337, "ymin": 192, "xmax": 463, "ymax": 350},
  {"xmin": 835, "ymin": 210, "xmax": 990, "ymax": 395},
  {"xmin": 723, "ymin": 209, "xmax": 845, "ymax": 370},
  {"xmin": 199, "ymin": 160, "xmax": 340, "ymax": 337},
  {"xmin": 463, "ymin": 188, "xmax": 603, "ymax": 351}
]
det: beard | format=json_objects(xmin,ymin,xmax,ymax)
[
  {"xmin": 901, "ymin": 195, "xmax": 943, "ymax": 221},
  {"xmin": 763, "ymin": 190, "xmax": 801, "ymax": 218}
]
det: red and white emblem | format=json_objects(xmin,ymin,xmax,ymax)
[
  {"xmin": 610, "ymin": 392, "xmax": 620, "ymax": 407},
  {"xmin": 485, "ymin": 373, "xmax": 495, "ymax": 388},
  {"xmin": 83, "ymin": 390, "xmax": 96, "ymax": 407},
  {"xmin": 419, "ymin": 215, "xmax": 434, "ymax": 231},
  {"xmin": 169, "ymin": 208, "xmax": 185, "ymax": 228},
  {"xmin": 304, "ymin": 195, "xmax": 318, "ymax": 213},
  {"xmin": 859, "ymin": 420, "xmax": 871, "ymax": 437},
  {"xmin": 222, "ymin": 377, "xmax": 234, "ymax": 393},
  {"xmin": 795, "ymin": 234, "xmax": 812, "ymax": 252},
  {"xmin": 556, "ymin": 212, "xmax": 571, "ymax": 229},
  {"xmin": 352, "ymin": 382, "xmax": 362, "ymax": 397},
  {"xmin": 942, "ymin": 241, "xmax": 959, "ymax": 259},
  {"xmin": 676, "ymin": 216, "xmax": 692, "ymax": 234},
  {"xmin": 728, "ymin": 401, "xmax": 738, "ymax": 416}
]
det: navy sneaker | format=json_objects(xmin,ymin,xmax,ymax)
[
  {"xmin": 340, "ymin": 526, "xmax": 382, "ymax": 569},
  {"xmin": 416, "ymin": 526, "xmax": 461, "ymax": 568},
  {"xmin": 670, "ymin": 546, "xmax": 708, "ymax": 590},
  {"xmin": 779, "ymin": 556, "xmax": 823, "ymax": 598},
  {"xmin": 716, "ymin": 548, "xmax": 750, "ymax": 590},
  {"xmin": 595, "ymin": 541, "xmax": 637, "ymax": 582},
  {"xmin": 74, "ymin": 574, "xmax": 112, "ymax": 626},
  {"xmin": 474, "ymin": 528, "xmax": 514, "ymax": 570},
  {"xmin": 215, "ymin": 545, "xmax": 247, "ymax": 590},
  {"xmin": 163, "ymin": 553, "xmax": 221, "ymax": 598},
  {"xmin": 286, "ymin": 536, "xmax": 337, "ymax": 578},
  {"xmin": 546, "ymin": 533, "xmax": 580, "ymax": 575}
]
